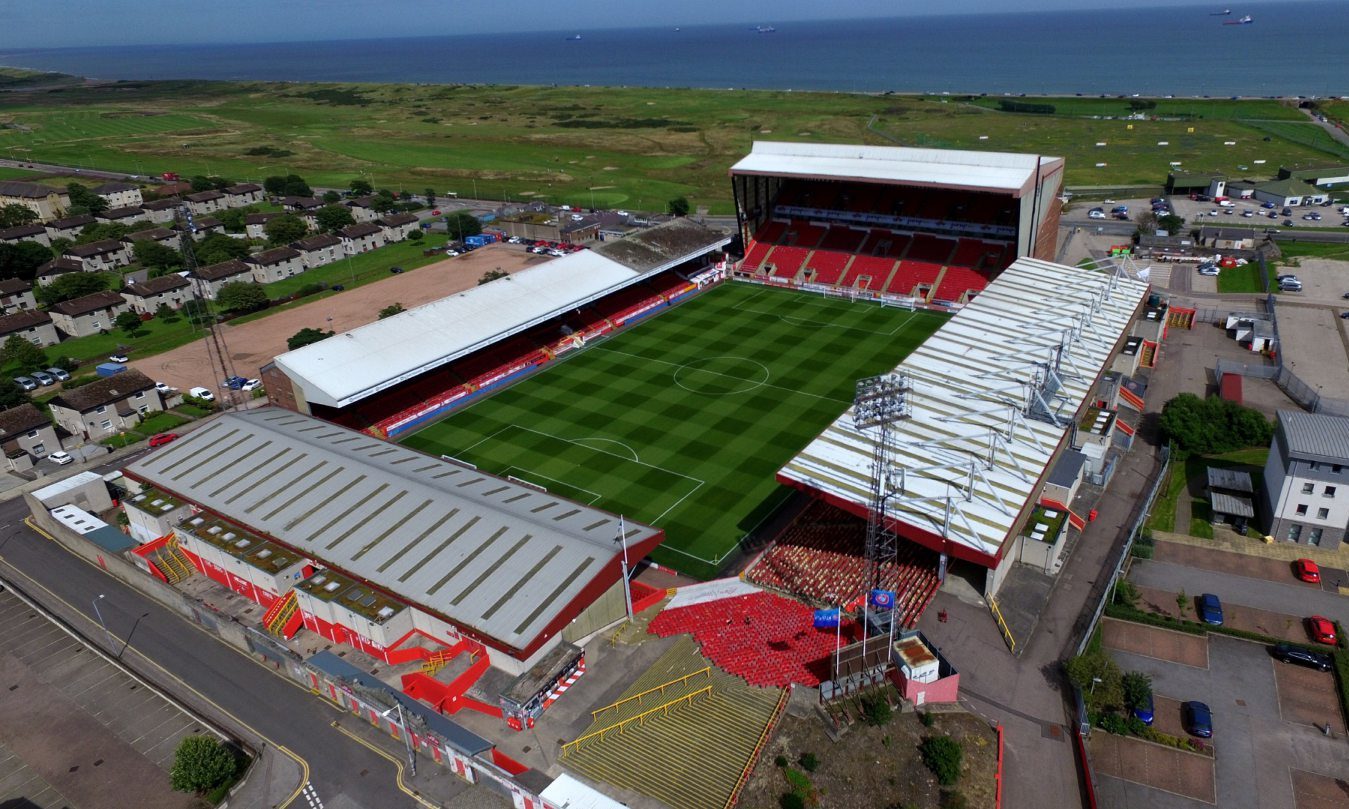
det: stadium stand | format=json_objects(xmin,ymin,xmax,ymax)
[
  {"xmin": 838, "ymin": 255, "xmax": 895, "ymax": 291},
  {"xmin": 804, "ymin": 249, "xmax": 852, "ymax": 286},
  {"xmin": 886, "ymin": 260, "xmax": 943, "ymax": 298},
  {"xmin": 933, "ymin": 266, "xmax": 989, "ymax": 303},
  {"xmin": 766, "ymin": 245, "xmax": 810, "ymax": 279}
]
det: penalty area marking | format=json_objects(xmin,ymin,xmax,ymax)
[
  {"xmin": 594, "ymin": 346, "xmax": 851, "ymax": 405},
  {"xmin": 735, "ymin": 305, "xmax": 920, "ymax": 337},
  {"xmin": 572, "ymin": 437, "xmax": 640, "ymax": 462},
  {"xmin": 502, "ymin": 466, "xmax": 602, "ymax": 505}
]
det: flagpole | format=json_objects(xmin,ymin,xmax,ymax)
[
  {"xmin": 834, "ymin": 604, "xmax": 842, "ymax": 682},
  {"xmin": 619, "ymin": 515, "xmax": 633, "ymax": 621},
  {"xmin": 862, "ymin": 595, "xmax": 870, "ymax": 663}
]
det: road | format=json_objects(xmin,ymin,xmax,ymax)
[
  {"xmin": 0, "ymin": 481, "xmax": 465, "ymax": 809},
  {"xmin": 1130, "ymin": 559, "xmax": 1349, "ymax": 626}
]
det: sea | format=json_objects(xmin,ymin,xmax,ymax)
[{"xmin": 2, "ymin": 2, "xmax": 1347, "ymax": 97}]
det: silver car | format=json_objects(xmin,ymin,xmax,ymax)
[
  {"xmin": 30, "ymin": 371, "xmax": 54, "ymax": 386},
  {"xmin": 12, "ymin": 376, "xmax": 36, "ymax": 392}
]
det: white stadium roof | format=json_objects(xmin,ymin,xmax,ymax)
[
  {"xmin": 729, "ymin": 141, "xmax": 1063, "ymax": 195},
  {"xmin": 778, "ymin": 258, "xmax": 1149, "ymax": 565}
]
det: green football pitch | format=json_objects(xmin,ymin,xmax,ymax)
[{"xmin": 398, "ymin": 282, "xmax": 945, "ymax": 578}]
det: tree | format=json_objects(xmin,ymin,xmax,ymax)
[
  {"xmin": 348, "ymin": 179, "xmax": 373, "ymax": 196},
  {"xmin": 378, "ymin": 303, "xmax": 405, "ymax": 319},
  {"xmin": 194, "ymin": 233, "xmax": 250, "ymax": 266},
  {"xmin": 407, "ymin": 229, "xmax": 423, "ymax": 242},
  {"xmin": 445, "ymin": 211, "xmax": 482, "ymax": 240},
  {"xmin": 181, "ymin": 298, "xmax": 213, "ymax": 327},
  {"xmin": 1122, "ymin": 672, "xmax": 1153, "ymax": 713},
  {"xmin": 315, "ymin": 204, "xmax": 355, "ymax": 234},
  {"xmin": 1158, "ymin": 213, "xmax": 1186, "ymax": 234},
  {"xmin": 75, "ymin": 222, "xmax": 131, "ymax": 244},
  {"xmin": 321, "ymin": 190, "xmax": 342, "ymax": 204},
  {"xmin": 155, "ymin": 302, "xmax": 178, "ymax": 322},
  {"xmin": 1128, "ymin": 99, "xmax": 1158, "ymax": 112},
  {"xmin": 1133, "ymin": 210, "xmax": 1159, "ymax": 236},
  {"xmin": 189, "ymin": 175, "xmax": 230, "ymax": 192},
  {"xmin": 48, "ymin": 237, "xmax": 73, "ymax": 256},
  {"xmin": 919, "ymin": 736, "xmax": 963, "ymax": 786},
  {"xmin": 0, "ymin": 379, "xmax": 27, "ymax": 409},
  {"xmin": 478, "ymin": 269, "xmax": 508, "ymax": 285},
  {"xmin": 263, "ymin": 174, "xmax": 311, "ymax": 197},
  {"xmin": 169, "ymin": 736, "xmax": 236, "ymax": 794},
  {"xmin": 0, "ymin": 203, "xmax": 39, "ymax": 229},
  {"xmin": 0, "ymin": 241, "xmax": 55, "ymax": 281},
  {"xmin": 424, "ymin": 188, "xmax": 436, "ymax": 206},
  {"xmin": 1065, "ymin": 647, "xmax": 1123, "ymax": 712},
  {"xmin": 115, "ymin": 310, "xmax": 143, "ymax": 336},
  {"xmin": 132, "ymin": 240, "xmax": 183, "ymax": 273},
  {"xmin": 371, "ymin": 195, "xmax": 398, "ymax": 214},
  {"xmin": 36, "ymin": 272, "xmax": 110, "ymax": 305},
  {"xmin": 1160, "ymin": 393, "xmax": 1273, "ymax": 455},
  {"xmin": 216, "ymin": 207, "xmax": 247, "ymax": 233},
  {"xmin": 0, "ymin": 334, "xmax": 47, "ymax": 374},
  {"xmin": 666, "ymin": 196, "xmax": 690, "ymax": 216},
  {"xmin": 264, "ymin": 214, "xmax": 308, "ymax": 246},
  {"xmin": 399, "ymin": 190, "xmax": 414, "ymax": 202},
  {"xmin": 65, "ymin": 183, "xmax": 108, "ymax": 216},
  {"xmin": 287, "ymin": 327, "xmax": 333, "ymax": 350},
  {"xmin": 215, "ymin": 281, "xmax": 269, "ymax": 314}
]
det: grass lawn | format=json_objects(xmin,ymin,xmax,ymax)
[
  {"xmin": 1, "ymin": 81, "xmax": 1342, "ymax": 213},
  {"xmin": 261, "ymin": 232, "xmax": 448, "ymax": 299},
  {"xmin": 98, "ymin": 411, "xmax": 191, "ymax": 447},
  {"xmin": 1278, "ymin": 240, "xmax": 1349, "ymax": 263},
  {"xmin": 398, "ymin": 283, "xmax": 945, "ymax": 577},
  {"xmin": 1148, "ymin": 447, "xmax": 1269, "ymax": 538},
  {"xmin": 46, "ymin": 315, "xmax": 209, "ymax": 369},
  {"xmin": 1216, "ymin": 261, "xmax": 1269, "ymax": 294}
]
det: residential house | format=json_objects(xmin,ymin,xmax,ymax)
[
  {"xmin": 245, "ymin": 212, "xmax": 282, "ymax": 240},
  {"xmin": 49, "ymin": 369, "xmax": 163, "ymax": 442},
  {"xmin": 280, "ymin": 196, "xmax": 325, "ymax": 214},
  {"xmin": 124, "ymin": 227, "xmax": 182, "ymax": 252},
  {"xmin": 378, "ymin": 213, "xmax": 419, "ymax": 242},
  {"xmin": 346, "ymin": 196, "xmax": 381, "ymax": 223},
  {"xmin": 157, "ymin": 181, "xmax": 194, "ymax": 198},
  {"xmin": 1262, "ymin": 411, "xmax": 1349, "ymax": 549},
  {"xmin": 49, "ymin": 290, "xmax": 131, "ymax": 338},
  {"xmin": 245, "ymin": 246, "xmax": 305, "ymax": 283},
  {"xmin": 139, "ymin": 198, "xmax": 181, "ymax": 225},
  {"xmin": 0, "ymin": 404, "xmax": 61, "ymax": 472},
  {"xmin": 0, "ymin": 181, "xmax": 69, "ymax": 222},
  {"xmin": 96, "ymin": 206, "xmax": 146, "ymax": 226},
  {"xmin": 291, "ymin": 234, "xmax": 344, "ymax": 269},
  {"xmin": 191, "ymin": 259, "xmax": 252, "ymax": 300},
  {"xmin": 0, "ymin": 279, "xmax": 37, "ymax": 314},
  {"xmin": 184, "ymin": 215, "xmax": 224, "ymax": 240},
  {"xmin": 64, "ymin": 239, "xmax": 132, "ymax": 272},
  {"xmin": 92, "ymin": 182, "xmax": 143, "ymax": 209},
  {"xmin": 122, "ymin": 275, "xmax": 192, "ymax": 315},
  {"xmin": 0, "ymin": 223, "xmax": 50, "ymax": 247},
  {"xmin": 34, "ymin": 258, "xmax": 83, "ymax": 287},
  {"xmin": 223, "ymin": 183, "xmax": 263, "ymax": 207},
  {"xmin": 185, "ymin": 190, "xmax": 227, "ymax": 216},
  {"xmin": 44, "ymin": 214, "xmax": 96, "ymax": 242},
  {"xmin": 0, "ymin": 310, "xmax": 58, "ymax": 346},
  {"xmin": 340, "ymin": 222, "xmax": 385, "ymax": 254},
  {"xmin": 1199, "ymin": 227, "xmax": 1257, "ymax": 251}
]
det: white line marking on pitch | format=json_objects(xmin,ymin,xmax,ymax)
[
  {"xmin": 502, "ymin": 466, "xmax": 603, "ymax": 505},
  {"xmin": 594, "ymin": 346, "xmax": 851, "ymax": 405},
  {"xmin": 571, "ymin": 436, "xmax": 640, "ymax": 461}
]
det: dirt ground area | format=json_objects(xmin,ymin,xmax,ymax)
[
  {"xmin": 1101, "ymin": 617, "xmax": 1209, "ymax": 668},
  {"xmin": 1272, "ymin": 301, "xmax": 1349, "ymax": 403},
  {"xmin": 1088, "ymin": 731, "xmax": 1216, "ymax": 804},
  {"xmin": 738, "ymin": 708, "xmax": 997, "ymax": 809},
  {"xmin": 130, "ymin": 244, "xmax": 549, "ymax": 394},
  {"xmin": 1290, "ymin": 768, "xmax": 1349, "ymax": 809},
  {"xmin": 1153, "ymin": 540, "xmax": 1324, "ymax": 589},
  {"xmin": 1274, "ymin": 662, "xmax": 1346, "ymax": 734}
]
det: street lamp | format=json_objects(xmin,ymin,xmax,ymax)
[
  {"xmin": 380, "ymin": 702, "xmax": 417, "ymax": 776},
  {"xmin": 92, "ymin": 594, "xmax": 115, "ymax": 649}
]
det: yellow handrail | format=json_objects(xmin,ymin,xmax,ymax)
[
  {"xmin": 989, "ymin": 596, "xmax": 1016, "ymax": 654},
  {"xmin": 590, "ymin": 667, "xmax": 711, "ymax": 720},
  {"xmin": 562, "ymin": 685, "xmax": 712, "ymax": 757},
  {"xmin": 724, "ymin": 687, "xmax": 791, "ymax": 809}
]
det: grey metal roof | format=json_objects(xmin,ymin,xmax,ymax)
[
  {"xmin": 591, "ymin": 217, "xmax": 729, "ymax": 273},
  {"xmin": 1047, "ymin": 450, "xmax": 1087, "ymax": 489},
  {"xmin": 1206, "ymin": 467, "xmax": 1254, "ymax": 494},
  {"xmin": 125, "ymin": 408, "xmax": 660, "ymax": 652},
  {"xmin": 1279, "ymin": 410, "xmax": 1349, "ymax": 464},
  {"xmin": 1210, "ymin": 491, "xmax": 1255, "ymax": 519}
]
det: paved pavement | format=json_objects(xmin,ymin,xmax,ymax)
[{"xmin": 1130, "ymin": 559, "xmax": 1349, "ymax": 625}]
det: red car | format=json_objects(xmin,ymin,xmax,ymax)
[
  {"xmin": 148, "ymin": 432, "xmax": 179, "ymax": 448},
  {"xmin": 432, "ymin": 209, "xmax": 441, "ymax": 216},
  {"xmin": 1307, "ymin": 615, "xmax": 1337, "ymax": 645},
  {"xmin": 1294, "ymin": 558, "xmax": 1321, "ymax": 584}
]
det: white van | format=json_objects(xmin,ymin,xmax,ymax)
[{"xmin": 189, "ymin": 386, "xmax": 216, "ymax": 402}]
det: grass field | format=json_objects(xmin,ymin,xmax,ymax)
[
  {"xmin": 398, "ymin": 283, "xmax": 945, "ymax": 578},
  {"xmin": 0, "ymin": 77, "xmax": 1341, "ymax": 213}
]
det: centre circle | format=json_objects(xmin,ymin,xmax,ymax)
[{"xmin": 672, "ymin": 356, "xmax": 771, "ymax": 396}]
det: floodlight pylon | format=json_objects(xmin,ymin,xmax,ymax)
[{"xmin": 853, "ymin": 373, "xmax": 911, "ymax": 594}]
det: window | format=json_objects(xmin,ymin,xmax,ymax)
[
  {"xmin": 1302, "ymin": 482, "xmax": 1315, "ymax": 494},
  {"xmin": 1326, "ymin": 486, "xmax": 1337, "ymax": 498},
  {"xmin": 1317, "ymin": 508, "xmax": 1329, "ymax": 520},
  {"xmin": 91, "ymin": 320, "xmax": 102, "ymax": 330},
  {"xmin": 137, "ymin": 405, "xmax": 149, "ymax": 415},
  {"xmin": 99, "ymin": 419, "xmax": 112, "ymax": 431},
  {"xmin": 1335, "ymin": 465, "xmax": 1344, "ymax": 474},
  {"xmin": 133, "ymin": 391, "xmax": 144, "ymax": 399},
  {"xmin": 32, "ymin": 443, "xmax": 44, "ymax": 456},
  {"xmin": 1309, "ymin": 528, "xmax": 1323, "ymax": 546},
  {"xmin": 95, "ymin": 405, "xmax": 106, "ymax": 414},
  {"xmin": 1310, "ymin": 462, "xmax": 1321, "ymax": 471},
  {"xmin": 1288, "ymin": 524, "xmax": 1302, "ymax": 542},
  {"xmin": 26, "ymin": 429, "xmax": 38, "ymax": 438},
  {"xmin": 1296, "ymin": 504, "xmax": 1308, "ymax": 516}
]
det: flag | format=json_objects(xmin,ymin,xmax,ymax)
[
  {"xmin": 813, "ymin": 608, "xmax": 841, "ymax": 629},
  {"xmin": 869, "ymin": 589, "xmax": 896, "ymax": 611}
]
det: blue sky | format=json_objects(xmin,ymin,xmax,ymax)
[{"xmin": 4, "ymin": 0, "xmax": 1286, "ymax": 48}]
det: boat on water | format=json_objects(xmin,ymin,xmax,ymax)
[
  {"xmin": 1223, "ymin": 15, "xmax": 1253, "ymax": 25},
  {"xmin": 1210, "ymin": 8, "xmax": 1231, "ymax": 15},
  {"xmin": 755, "ymin": 25, "xmax": 776, "ymax": 33},
  {"xmin": 565, "ymin": 34, "xmax": 582, "ymax": 40}
]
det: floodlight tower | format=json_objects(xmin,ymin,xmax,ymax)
[
  {"xmin": 175, "ymin": 203, "xmax": 240, "ymax": 406},
  {"xmin": 852, "ymin": 372, "xmax": 912, "ymax": 593}
]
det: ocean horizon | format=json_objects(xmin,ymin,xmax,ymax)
[{"xmin": 2, "ymin": 2, "xmax": 1346, "ymax": 96}]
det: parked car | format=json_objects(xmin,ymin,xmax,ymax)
[
  {"xmin": 188, "ymin": 386, "xmax": 215, "ymax": 402},
  {"xmin": 12, "ymin": 376, "xmax": 36, "ymax": 392},
  {"xmin": 155, "ymin": 381, "xmax": 173, "ymax": 394},
  {"xmin": 241, "ymin": 379, "xmax": 263, "ymax": 392},
  {"xmin": 30, "ymin": 371, "xmax": 54, "ymax": 386},
  {"xmin": 1183, "ymin": 701, "xmax": 1213, "ymax": 738},
  {"xmin": 148, "ymin": 432, "xmax": 179, "ymax": 448},
  {"xmin": 223, "ymin": 375, "xmax": 247, "ymax": 390},
  {"xmin": 48, "ymin": 450, "xmax": 73, "ymax": 466},
  {"xmin": 1088, "ymin": 208, "xmax": 1106, "ymax": 220},
  {"xmin": 389, "ymin": 266, "xmax": 404, "ymax": 274},
  {"xmin": 1293, "ymin": 558, "xmax": 1321, "ymax": 583},
  {"xmin": 431, "ymin": 209, "xmax": 441, "ymax": 216},
  {"xmin": 1307, "ymin": 615, "xmax": 1337, "ymax": 645},
  {"xmin": 108, "ymin": 353, "xmax": 129, "ymax": 363},
  {"xmin": 46, "ymin": 367, "xmax": 70, "ymax": 382},
  {"xmin": 1271, "ymin": 643, "xmax": 1333, "ymax": 672},
  {"xmin": 1195, "ymin": 593, "xmax": 1224, "ymax": 625},
  {"xmin": 1262, "ymin": 201, "xmax": 1276, "ymax": 209},
  {"xmin": 1132, "ymin": 692, "xmax": 1155, "ymax": 726},
  {"xmin": 1198, "ymin": 265, "xmax": 1219, "ymax": 277}
]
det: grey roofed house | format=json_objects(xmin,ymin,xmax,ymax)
[
  {"xmin": 1278, "ymin": 410, "xmax": 1349, "ymax": 465},
  {"xmin": 125, "ymin": 274, "xmax": 190, "ymax": 297},
  {"xmin": 46, "ymin": 213, "xmax": 96, "ymax": 231},
  {"xmin": 0, "ymin": 403, "xmax": 51, "ymax": 437},
  {"xmin": 0, "ymin": 309, "xmax": 52, "ymax": 336},
  {"xmin": 377, "ymin": 212, "xmax": 418, "ymax": 227},
  {"xmin": 280, "ymin": 196, "xmax": 324, "ymax": 211},
  {"xmin": 224, "ymin": 183, "xmax": 262, "ymax": 194},
  {"xmin": 248, "ymin": 246, "xmax": 302, "ymax": 266},
  {"xmin": 0, "ymin": 224, "xmax": 48, "ymax": 241},
  {"xmin": 184, "ymin": 190, "xmax": 225, "ymax": 203},
  {"xmin": 65, "ymin": 239, "xmax": 126, "ymax": 258},
  {"xmin": 1207, "ymin": 467, "xmax": 1254, "ymax": 494},
  {"xmin": 36, "ymin": 257, "xmax": 83, "ymax": 278},
  {"xmin": 341, "ymin": 223, "xmax": 383, "ymax": 238},
  {"xmin": 0, "ymin": 278, "xmax": 31, "ymax": 296},
  {"xmin": 50, "ymin": 290, "xmax": 127, "ymax": 317},
  {"xmin": 92, "ymin": 181, "xmax": 138, "ymax": 194},
  {"xmin": 0, "ymin": 181, "xmax": 59, "ymax": 198},
  {"xmin": 1199, "ymin": 226, "xmax": 1256, "ymax": 241},
  {"xmin": 141, "ymin": 198, "xmax": 181, "ymax": 211},
  {"xmin": 99, "ymin": 206, "xmax": 145, "ymax": 220},
  {"xmin": 245, "ymin": 212, "xmax": 279, "ymax": 225},
  {"xmin": 123, "ymin": 408, "xmax": 664, "ymax": 656},
  {"xmin": 193, "ymin": 258, "xmax": 251, "ymax": 281},
  {"xmin": 125, "ymin": 226, "xmax": 176, "ymax": 243},
  {"xmin": 50, "ymin": 369, "xmax": 156, "ymax": 413},
  {"xmin": 291, "ymin": 233, "xmax": 342, "ymax": 251}
]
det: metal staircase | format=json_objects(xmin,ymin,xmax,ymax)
[
  {"xmin": 153, "ymin": 538, "xmax": 195, "ymax": 584},
  {"xmin": 262, "ymin": 589, "xmax": 302, "ymax": 639}
]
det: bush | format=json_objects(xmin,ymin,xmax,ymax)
[
  {"xmin": 939, "ymin": 790, "xmax": 969, "ymax": 809},
  {"xmin": 1113, "ymin": 579, "xmax": 1140, "ymax": 609},
  {"xmin": 860, "ymin": 692, "xmax": 893, "ymax": 726},
  {"xmin": 798, "ymin": 752, "xmax": 818, "ymax": 772},
  {"xmin": 1122, "ymin": 671, "xmax": 1153, "ymax": 713},
  {"xmin": 779, "ymin": 794, "xmax": 806, "ymax": 809},
  {"xmin": 169, "ymin": 736, "xmax": 236, "ymax": 794},
  {"xmin": 774, "ymin": 754, "xmax": 788, "ymax": 768},
  {"xmin": 1097, "ymin": 712, "xmax": 1129, "ymax": 735},
  {"xmin": 295, "ymin": 282, "xmax": 327, "ymax": 298},
  {"xmin": 919, "ymin": 710, "xmax": 936, "ymax": 727},
  {"xmin": 1160, "ymin": 393, "xmax": 1273, "ymax": 455},
  {"xmin": 919, "ymin": 736, "xmax": 963, "ymax": 786}
]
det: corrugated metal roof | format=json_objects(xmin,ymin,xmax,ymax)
[
  {"xmin": 1210, "ymin": 491, "xmax": 1255, "ymax": 519},
  {"xmin": 1206, "ymin": 467, "xmax": 1254, "ymax": 494},
  {"xmin": 125, "ymin": 409, "xmax": 660, "ymax": 652},
  {"xmin": 273, "ymin": 251, "xmax": 641, "ymax": 408},
  {"xmin": 729, "ymin": 141, "xmax": 1062, "ymax": 194},
  {"xmin": 1279, "ymin": 410, "xmax": 1349, "ymax": 464},
  {"xmin": 779, "ymin": 258, "xmax": 1149, "ymax": 561}
]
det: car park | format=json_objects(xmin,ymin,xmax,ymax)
[
  {"xmin": 1088, "ymin": 208, "xmax": 1106, "ymax": 219},
  {"xmin": 31, "ymin": 371, "xmax": 54, "ymax": 386},
  {"xmin": 46, "ymin": 367, "xmax": 69, "ymax": 382},
  {"xmin": 1271, "ymin": 643, "xmax": 1333, "ymax": 671},
  {"xmin": 148, "ymin": 432, "xmax": 178, "ymax": 448},
  {"xmin": 1283, "ymin": 219, "xmax": 1295, "ymax": 227},
  {"xmin": 223, "ymin": 375, "xmax": 247, "ymax": 390},
  {"xmin": 1183, "ymin": 701, "xmax": 1213, "ymax": 738},
  {"xmin": 1307, "ymin": 615, "xmax": 1337, "ymax": 645},
  {"xmin": 48, "ymin": 450, "xmax": 73, "ymax": 466},
  {"xmin": 1293, "ymin": 558, "xmax": 1321, "ymax": 583},
  {"xmin": 431, "ymin": 209, "xmax": 441, "ymax": 216},
  {"xmin": 1262, "ymin": 201, "xmax": 1276, "ymax": 209},
  {"xmin": 1281, "ymin": 208, "xmax": 1293, "ymax": 216},
  {"xmin": 188, "ymin": 386, "xmax": 215, "ymax": 402},
  {"xmin": 12, "ymin": 376, "xmax": 36, "ymax": 392},
  {"xmin": 1196, "ymin": 593, "xmax": 1223, "ymax": 625},
  {"xmin": 1198, "ymin": 265, "xmax": 1219, "ymax": 276},
  {"xmin": 1241, "ymin": 210, "xmax": 1254, "ymax": 217}
]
